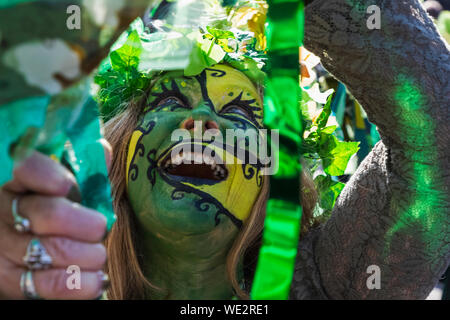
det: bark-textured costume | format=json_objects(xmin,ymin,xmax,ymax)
[{"xmin": 291, "ymin": 0, "xmax": 449, "ymax": 299}]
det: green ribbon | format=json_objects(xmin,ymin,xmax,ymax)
[{"xmin": 251, "ymin": 0, "xmax": 304, "ymax": 300}]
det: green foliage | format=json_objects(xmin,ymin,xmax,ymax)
[
  {"xmin": 204, "ymin": 27, "xmax": 235, "ymax": 53},
  {"xmin": 205, "ymin": 26, "xmax": 235, "ymax": 41},
  {"xmin": 437, "ymin": 11, "xmax": 450, "ymax": 44},
  {"xmin": 314, "ymin": 174, "xmax": 345, "ymax": 219},
  {"xmin": 304, "ymin": 93, "xmax": 359, "ymax": 176},
  {"xmin": 320, "ymin": 135, "xmax": 359, "ymax": 176},
  {"xmin": 110, "ymin": 30, "xmax": 142, "ymax": 70},
  {"xmin": 223, "ymin": 55, "xmax": 265, "ymax": 83},
  {"xmin": 95, "ymin": 29, "xmax": 151, "ymax": 122},
  {"xmin": 95, "ymin": 14, "xmax": 268, "ymax": 121},
  {"xmin": 313, "ymin": 93, "xmax": 332, "ymax": 129},
  {"xmin": 302, "ymin": 91, "xmax": 359, "ymax": 217},
  {"xmin": 184, "ymin": 28, "xmax": 227, "ymax": 76}
]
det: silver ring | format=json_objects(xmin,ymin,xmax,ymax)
[
  {"xmin": 20, "ymin": 270, "xmax": 42, "ymax": 300},
  {"xmin": 11, "ymin": 197, "xmax": 31, "ymax": 233},
  {"xmin": 23, "ymin": 238, "xmax": 53, "ymax": 270}
]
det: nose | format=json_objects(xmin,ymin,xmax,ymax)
[{"xmin": 181, "ymin": 106, "xmax": 219, "ymax": 133}]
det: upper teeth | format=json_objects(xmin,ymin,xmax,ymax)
[
  {"xmin": 165, "ymin": 151, "xmax": 226, "ymax": 178},
  {"xmin": 168, "ymin": 151, "xmax": 218, "ymax": 166}
]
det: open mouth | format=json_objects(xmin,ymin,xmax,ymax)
[{"xmin": 160, "ymin": 149, "xmax": 228, "ymax": 182}]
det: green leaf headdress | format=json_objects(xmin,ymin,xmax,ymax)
[{"xmin": 95, "ymin": 0, "xmax": 268, "ymax": 122}]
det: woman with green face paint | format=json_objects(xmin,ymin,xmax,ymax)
[
  {"xmin": 104, "ymin": 64, "xmax": 275, "ymax": 299},
  {"xmin": 0, "ymin": 0, "xmax": 448, "ymax": 300}
]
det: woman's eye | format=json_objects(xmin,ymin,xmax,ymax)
[
  {"xmin": 157, "ymin": 96, "xmax": 185, "ymax": 107},
  {"xmin": 221, "ymin": 105, "xmax": 252, "ymax": 119}
]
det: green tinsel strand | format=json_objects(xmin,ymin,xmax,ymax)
[{"xmin": 251, "ymin": 0, "xmax": 304, "ymax": 300}]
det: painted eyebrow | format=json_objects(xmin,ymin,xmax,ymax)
[
  {"xmin": 220, "ymin": 89, "xmax": 262, "ymax": 113},
  {"xmin": 144, "ymin": 78, "xmax": 192, "ymax": 113},
  {"xmin": 150, "ymin": 73, "xmax": 262, "ymax": 116}
]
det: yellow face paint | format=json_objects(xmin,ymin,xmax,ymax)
[
  {"xmin": 154, "ymin": 141, "xmax": 263, "ymax": 222},
  {"xmin": 126, "ymin": 130, "xmax": 144, "ymax": 186},
  {"xmin": 205, "ymin": 64, "xmax": 264, "ymax": 128}
]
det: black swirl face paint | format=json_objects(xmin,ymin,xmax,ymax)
[{"xmin": 127, "ymin": 119, "xmax": 156, "ymax": 183}]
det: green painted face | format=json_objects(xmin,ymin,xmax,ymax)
[{"xmin": 126, "ymin": 64, "xmax": 265, "ymax": 238}]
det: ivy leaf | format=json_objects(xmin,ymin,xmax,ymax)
[
  {"xmin": 95, "ymin": 29, "xmax": 150, "ymax": 122},
  {"xmin": 110, "ymin": 30, "xmax": 142, "ymax": 71},
  {"xmin": 139, "ymin": 32, "xmax": 194, "ymax": 72},
  {"xmin": 321, "ymin": 125, "xmax": 337, "ymax": 135},
  {"xmin": 205, "ymin": 26, "xmax": 235, "ymax": 40},
  {"xmin": 184, "ymin": 40, "xmax": 224, "ymax": 76},
  {"xmin": 224, "ymin": 55, "xmax": 265, "ymax": 83},
  {"xmin": 303, "ymin": 83, "xmax": 334, "ymax": 105},
  {"xmin": 184, "ymin": 43, "xmax": 209, "ymax": 76},
  {"xmin": 320, "ymin": 135, "xmax": 359, "ymax": 176},
  {"xmin": 313, "ymin": 92, "xmax": 333, "ymax": 129},
  {"xmin": 202, "ymin": 26, "xmax": 236, "ymax": 54},
  {"xmin": 217, "ymin": 39, "xmax": 236, "ymax": 52},
  {"xmin": 314, "ymin": 175, "xmax": 345, "ymax": 214}
]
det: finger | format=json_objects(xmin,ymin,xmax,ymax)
[
  {"xmin": 0, "ymin": 255, "xmax": 20, "ymax": 299},
  {"xmin": 0, "ymin": 188, "xmax": 15, "ymax": 224},
  {"xmin": 37, "ymin": 269, "xmax": 108, "ymax": 300},
  {"xmin": 4, "ymin": 267, "xmax": 108, "ymax": 300},
  {"xmin": 36, "ymin": 269, "xmax": 108, "ymax": 300},
  {"xmin": 3, "ymin": 151, "xmax": 76, "ymax": 196},
  {"xmin": 3, "ymin": 195, "xmax": 106, "ymax": 243},
  {"xmin": 1, "ymin": 232, "xmax": 106, "ymax": 271}
]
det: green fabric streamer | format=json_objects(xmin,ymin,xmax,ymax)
[
  {"xmin": 0, "ymin": 0, "xmax": 36, "ymax": 8},
  {"xmin": 42, "ymin": 88, "xmax": 116, "ymax": 230},
  {"xmin": 64, "ymin": 97, "xmax": 116, "ymax": 231},
  {"xmin": 0, "ymin": 80, "xmax": 116, "ymax": 230},
  {"xmin": 0, "ymin": 1, "xmax": 153, "ymax": 231},
  {"xmin": 0, "ymin": 96, "xmax": 49, "ymax": 185},
  {"xmin": 251, "ymin": 0, "xmax": 304, "ymax": 300}
]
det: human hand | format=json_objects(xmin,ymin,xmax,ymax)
[{"xmin": 0, "ymin": 148, "xmax": 111, "ymax": 299}]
